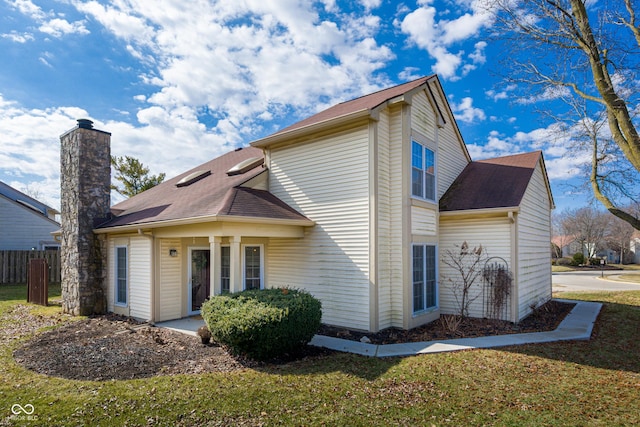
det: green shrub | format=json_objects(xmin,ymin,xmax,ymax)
[
  {"xmin": 201, "ymin": 288, "xmax": 322, "ymax": 360},
  {"xmin": 572, "ymin": 252, "xmax": 585, "ymax": 266}
]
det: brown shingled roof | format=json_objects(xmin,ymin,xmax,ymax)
[
  {"xmin": 269, "ymin": 75, "xmax": 435, "ymax": 136},
  {"xmin": 439, "ymin": 151, "xmax": 543, "ymax": 212},
  {"xmin": 97, "ymin": 146, "xmax": 310, "ymax": 229}
]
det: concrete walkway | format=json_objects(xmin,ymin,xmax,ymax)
[{"xmin": 157, "ymin": 299, "xmax": 602, "ymax": 358}]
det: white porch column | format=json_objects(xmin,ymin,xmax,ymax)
[
  {"xmin": 209, "ymin": 236, "xmax": 222, "ymax": 296},
  {"xmin": 229, "ymin": 236, "xmax": 242, "ymax": 293}
]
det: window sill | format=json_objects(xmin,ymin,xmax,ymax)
[
  {"xmin": 411, "ymin": 197, "xmax": 438, "ymax": 210},
  {"xmin": 412, "ymin": 306, "xmax": 438, "ymax": 318}
]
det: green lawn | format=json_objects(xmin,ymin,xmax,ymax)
[{"xmin": 1, "ymin": 285, "xmax": 639, "ymax": 426}]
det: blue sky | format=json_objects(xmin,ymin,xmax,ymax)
[{"xmin": 0, "ymin": 0, "xmax": 591, "ymax": 211}]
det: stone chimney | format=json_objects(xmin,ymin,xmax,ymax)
[{"xmin": 60, "ymin": 119, "xmax": 111, "ymax": 316}]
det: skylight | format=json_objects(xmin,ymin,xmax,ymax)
[
  {"xmin": 176, "ymin": 170, "xmax": 211, "ymax": 187},
  {"xmin": 226, "ymin": 157, "xmax": 264, "ymax": 176}
]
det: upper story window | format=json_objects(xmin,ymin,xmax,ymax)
[{"xmin": 411, "ymin": 140, "xmax": 436, "ymax": 201}]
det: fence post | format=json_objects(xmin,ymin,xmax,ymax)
[{"xmin": 28, "ymin": 258, "xmax": 48, "ymax": 306}]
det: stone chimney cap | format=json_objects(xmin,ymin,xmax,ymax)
[{"xmin": 77, "ymin": 119, "xmax": 94, "ymax": 129}]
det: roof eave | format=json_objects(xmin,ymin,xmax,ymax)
[
  {"xmin": 251, "ymin": 109, "xmax": 373, "ymax": 148},
  {"xmin": 439, "ymin": 206, "xmax": 521, "ymax": 218},
  {"xmin": 93, "ymin": 213, "xmax": 315, "ymax": 234}
]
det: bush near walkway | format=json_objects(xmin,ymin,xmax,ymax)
[{"xmin": 201, "ymin": 287, "xmax": 322, "ymax": 360}]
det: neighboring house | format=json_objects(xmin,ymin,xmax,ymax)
[
  {"xmin": 0, "ymin": 181, "xmax": 60, "ymax": 250},
  {"xmin": 552, "ymin": 235, "xmax": 582, "ymax": 258},
  {"xmin": 64, "ymin": 75, "xmax": 554, "ymax": 332},
  {"xmin": 631, "ymin": 232, "xmax": 640, "ymax": 264}
]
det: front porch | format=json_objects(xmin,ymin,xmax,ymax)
[{"xmin": 151, "ymin": 218, "xmax": 313, "ymax": 322}]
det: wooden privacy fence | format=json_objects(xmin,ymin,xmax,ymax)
[{"xmin": 0, "ymin": 250, "xmax": 61, "ymax": 284}]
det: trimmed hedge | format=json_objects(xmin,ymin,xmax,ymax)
[{"xmin": 201, "ymin": 288, "xmax": 322, "ymax": 360}]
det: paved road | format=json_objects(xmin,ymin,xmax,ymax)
[{"xmin": 552, "ymin": 271, "xmax": 640, "ymax": 292}]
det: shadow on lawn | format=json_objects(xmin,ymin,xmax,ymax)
[
  {"xmin": 502, "ymin": 301, "xmax": 640, "ymax": 374},
  {"xmin": 261, "ymin": 350, "xmax": 404, "ymax": 381}
]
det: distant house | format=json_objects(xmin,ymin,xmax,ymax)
[
  {"xmin": 0, "ymin": 181, "xmax": 60, "ymax": 250},
  {"xmin": 62, "ymin": 75, "xmax": 555, "ymax": 332},
  {"xmin": 552, "ymin": 235, "xmax": 582, "ymax": 258},
  {"xmin": 631, "ymin": 232, "xmax": 640, "ymax": 264}
]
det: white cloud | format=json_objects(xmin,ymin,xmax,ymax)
[
  {"xmin": 516, "ymin": 85, "xmax": 571, "ymax": 104},
  {"xmin": 398, "ymin": 0, "xmax": 495, "ymax": 80},
  {"xmin": 7, "ymin": 0, "xmax": 90, "ymax": 38},
  {"xmin": 451, "ymin": 97, "xmax": 486, "ymax": 123},
  {"xmin": 73, "ymin": 0, "xmax": 395, "ymax": 139},
  {"xmin": 364, "ymin": 0, "xmax": 381, "ymax": 8},
  {"xmin": 0, "ymin": 31, "xmax": 34, "ymax": 43},
  {"xmin": 467, "ymin": 123, "xmax": 590, "ymax": 182},
  {"xmin": 8, "ymin": 0, "xmax": 46, "ymax": 20},
  {"xmin": 0, "ymin": 95, "xmax": 85, "ymax": 209},
  {"xmin": 39, "ymin": 18, "xmax": 89, "ymax": 37}
]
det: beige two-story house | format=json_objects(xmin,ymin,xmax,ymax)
[{"xmin": 92, "ymin": 75, "xmax": 554, "ymax": 332}]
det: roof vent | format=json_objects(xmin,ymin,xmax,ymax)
[
  {"xmin": 176, "ymin": 170, "xmax": 211, "ymax": 187},
  {"xmin": 226, "ymin": 157, "xmax": 264, "ymax": 176}
]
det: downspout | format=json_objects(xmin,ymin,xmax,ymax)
[{"xmin": 507, "ymin": 211, "xmax": 518, "ymax": 323}]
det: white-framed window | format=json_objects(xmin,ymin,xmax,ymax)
[
  {"xmin": 115, "ymin": 245, "xmax": 128, "ymax": 306},
  {"xmin": 220, "ymin": 245, "xmax": 230, "ymax": 293},
  {"xmin": 413, "ymin": 244, "xmax": 437, "ymax": 313},
  {"xmin": 411, "ymin": 140, "xmax": 436, "ymax": 201},
  {"xmin": 243, "ymin": 245, "xmax": 263, "ymax": 290}
]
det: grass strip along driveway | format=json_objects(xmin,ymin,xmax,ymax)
[{"xmin": 1, "ymin": 284, "xmax": 639, "ymax": 426}]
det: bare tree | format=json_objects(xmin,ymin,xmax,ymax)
[
  {"xmin": 552, "ymin": 209, "xmax": 574, "ymax": 258},
  {"xmin": 561, "ymin": 206, "xmax": 611, "ymax": 262},
  {"xmin": 441, "ymin": 241, "xmax": 486, "ymax": 318},
  {"xmin": 607, "ymin": 210, "xmax": 638, "ymax": 263},
  {"xmin": 487, "ymin": 0, "xmax": 640, "ymax": 230}
]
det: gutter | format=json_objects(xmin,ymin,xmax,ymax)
[
  {"xmin": 93, "ymin": 214, "xmax": 315, "ymax": 234},
  {"xmin": 439, "ymin": 206, "xmax": 520, "ymax": 219},
  {"xmin": 251, "ymin": 109, "xmax": 373, "ymax": 148}
]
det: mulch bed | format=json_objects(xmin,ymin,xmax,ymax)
[
  {"xmin": 12, "ymin": 300, "xmax": 575, "ymax": 381},
  {"xmin": 319, "ymin": 299, "xmax": 576, "ymax": 344}
]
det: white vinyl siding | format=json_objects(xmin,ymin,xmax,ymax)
[
  {"xmin": 517, "ymin": 163, "xmax": 553, "ymax": 319},
  {"xmin": 128, "ymin": 236, "xmax": 152, "ymax": 319},
  {"xmin": 268, "ymin": 125, "xmax": 371, "ymax": 330},
  {"xmin": 411, "ymin": 90, "xmax": 438, "ymax": 139},
  {"xmin": 376, "ymin": 109, "xmax": 393, "ymax": 328},
  {"xmin": 158, "ymin": 239, "xmax": 181, "ymax": 322},
  {"xmin": 411, "ymin": 205, "xmax": 437, "ymax": 236},
  {"xmin": 439, "ymin": 217, "xmax": 512, "ymax": 319},
  {"xmin": 387, "ymin": 105, "xmax": 406, "ymax": 327}
]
